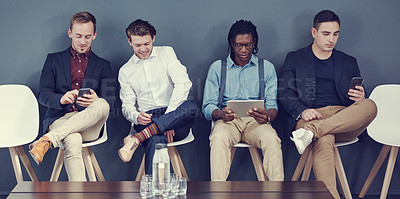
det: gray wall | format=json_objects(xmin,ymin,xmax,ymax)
[{"xmin": 1, "ymin": 0, "xmax": 400, "ymax": 196}]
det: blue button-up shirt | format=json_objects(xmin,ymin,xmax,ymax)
[{"xmin": 202, "ymin": 55, "xmax": 278, "ymax": 121}]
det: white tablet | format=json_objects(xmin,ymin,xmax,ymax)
[{"xmin": 227, "ymin": 100, "xmax": 265, "ymax": 117}]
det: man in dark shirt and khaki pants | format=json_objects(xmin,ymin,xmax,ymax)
[{"xmin": 279, "ymin": 10, "xmax": 377, "ymax": 198}]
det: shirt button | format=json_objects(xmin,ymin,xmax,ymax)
[
  {"xmin": 76, "ymin": 83, "xmax": 79, "ymax": 85},
  {"xmin": 78, "ymin": 70, "xmax": 81, "ymax": 73},
  {"xmin": 79, "ymin": 60, "xmax": 82, "ymax": 63}
]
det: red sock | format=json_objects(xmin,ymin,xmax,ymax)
[{"xmin": 133, "ymin": 123, "xmax": 160, "ymax": 142}]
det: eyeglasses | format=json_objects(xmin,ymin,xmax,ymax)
[{"xmin": 233, "ymin": 43, "xmax": 254, "ymax": 50}]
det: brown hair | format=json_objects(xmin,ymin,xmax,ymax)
[
  {"xmin": 126, "ymin": 19, "xmax": 156, "ymax": 41},
  {"xmin": 70, "ymin": 11, "xmax": 96, "ymax": 32}
]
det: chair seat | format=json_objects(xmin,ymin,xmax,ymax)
[
  {"xmin": 335, "ymin": 138, "xmax": 358, "ymax": 147},
  {"xmin": 167, "ymin": 131, "xmax": 194, "ymax": 147},
  {"xmin": 233, "ymin": 142, "xmax": 255, "ymax": 148}
]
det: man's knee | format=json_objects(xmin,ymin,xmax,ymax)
[
  {"xmin": 93, "ymin": 98, "xmax": 110, "ymax": 114},
  {"xmin": 362, "ymin": 98, "xmax": 377, "ymax": 117}
]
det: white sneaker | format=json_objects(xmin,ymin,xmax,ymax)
[{"xmin": 291, "ymin": 128, "xmax": 314, "ymax": 154}]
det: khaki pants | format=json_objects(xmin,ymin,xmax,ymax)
[
  {"xmin": 46, "ymin": 98, "xmax": 109, "ymax": 181},
  {"xmin": 210, "ymin": 117, "xmax": 284, "ymax": 181},
  {"xmin": 295, "ymin": 99, "xmax": 377, "ymax": 199}
]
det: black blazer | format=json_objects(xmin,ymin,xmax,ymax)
[
  {"xmin": 38, "ymin": 47, "xmax": 113, "ymax": 135},
  {"xmin": 278, "ymin": 45, "xmax": 361, "ymax": 137}
]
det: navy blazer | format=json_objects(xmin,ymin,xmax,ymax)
[
  {"xmin": 278, "ymin": 45, "xmax": 361, "ymax": 137},
  {"xmin": 38, "ymin": 47, "xmax": 113, "ymax": 135}
]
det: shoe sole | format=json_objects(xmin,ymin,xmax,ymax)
[
  {"xmin": 291, "ymin": 137, "xmax": 305, "ymax": 155},
  {"xmin": 29, "ymin": 151, "xmax": 41, "ymax": 165},
  {"xmin": 118, "ymin": 149, "xmax": 130, "ymax": 163}
]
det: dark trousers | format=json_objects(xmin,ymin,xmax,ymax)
[{"xmin": 133, "ymin": 100, "xmax": 198, "ymax": 174}]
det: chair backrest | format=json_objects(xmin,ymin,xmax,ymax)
[
  {"xmin": 0, "ymin": 85, "xmax": 39, "ymax": 148},
  {"xmin": 368, "ymin": 84, "xmax": 400, "ymax": 147}
]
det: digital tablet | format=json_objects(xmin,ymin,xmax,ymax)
[{"xmin": 227, "ymin": 100, "xmax": 264, "ymax": 117}]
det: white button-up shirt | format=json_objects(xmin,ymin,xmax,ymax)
[{"xmin": 119, "ymin": 46, "xmax": 192, "ymax": 125}]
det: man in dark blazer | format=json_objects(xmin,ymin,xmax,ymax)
[
  {"xmin": 29, "ymin": 11, "xmax": 113, "ymax": 181},
  {"xmin": 279, "ymin": 10, "xmax": 377, "ymax": 198}
]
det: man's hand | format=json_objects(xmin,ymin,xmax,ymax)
[
  {"xmin": 60, "ymin": 90, "xmax": 78, "ymax": 105},
  {"xmin": 212, "ymin": 107, "xmax": 236, "ymax": 122},
  {"xmin": 247, "ymin": 107, "xmax": 270, "ymax": 124},
  {"xmin": 76, "ymin": 89, "xmax": 99, "ymax": 107},
  {"xmin": 301, "ymin": 109, "xmax": 323, "ymax": 122},
  {"xmin": 348, "ymin": 85, "xmax": 365, "ymax": 102},
  {"xmin": 137, "ymin": 112, "xmax": 152, "ymax": 125},
  {"xmin": 164, "ymin": 130, "xmax": 175, "ymax": 143}
]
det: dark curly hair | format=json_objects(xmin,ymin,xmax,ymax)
[{"xmin": 228, "ymin": 19, "xmax": 259, "ymax": 58}]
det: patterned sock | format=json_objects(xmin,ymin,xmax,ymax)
[{"xmin": 133, "ymin": 123, "xmax": 160, "ymax": 142}]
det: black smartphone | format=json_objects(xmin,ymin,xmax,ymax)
[
  {"xmin": 349, "ymin": 77, "xmax": 364, "ymax": 90},
  {"xmin": 78, "ymin": 88, "xmax": 91, "ymax": 98}
]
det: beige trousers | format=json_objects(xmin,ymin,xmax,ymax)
[
  {"xmin": 210, "ymin": 117, "xmax": 284, "ymax": 181},
  {"xmin": 295, "ymin": 99, "xmax": 377, "ymax": 199},
  {"xmin": 46, "ymin": 98, "xmax": 109, "ymax": 181}
]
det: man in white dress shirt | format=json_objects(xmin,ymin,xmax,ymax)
[{"xmin": 118, "ymin": 19, "xmax": 198, "ymax": 174}]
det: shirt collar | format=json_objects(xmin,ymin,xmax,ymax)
[
  {"xmin": 70, "ymin": 46, "xmax": 91, "ymax": 60},
  {"xmin": 132, "ymin": 47, "xmax": 157, "ymax": 64},
  {"xmin": 226, "ymin": 54, "xmax": 257, "ymax": 69}
]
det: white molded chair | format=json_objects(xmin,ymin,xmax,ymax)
[
  {"xmin": 0, "ymin": 84, "xmax": 39, "ymax": 183},
  {"xmin": 359, "ymin": 84, "xmax": 400, "ymax": 199},
  {"xmin": 136, "ymin": 128, "xmax": 194, "ymax": 181},
  {"xmin": 50, "ymin": 124, "xmax": 107, "ymax": 181},
  {"xmin": 212, "ymin": 121, "xmax": 267, "ymax": 181},
  {"xmin": 292, "ymin": 138, "xmax": 359, "ymax": 199}
]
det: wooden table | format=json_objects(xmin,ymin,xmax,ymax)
[{"xmin": 8, "ymin": 181, "xmax": 333, "ymax": 199}]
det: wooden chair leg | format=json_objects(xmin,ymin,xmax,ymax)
[
  {"xmin": 50, "ymin": 149, "xmax": 64, "ymax": 181},
  {"xmin": 135, "ymin": 155, "xmax": 146, "ymax": 181},
  {"xmin": 15, "ymin": 146, "xmax": 38, "ymax": 181},
  {"xmin": 380, "ymin": 146, "xmax": 398, "ymax": 199},
  {"xmin": 83, "ymin": 147, "xmax": 96, "ymax": 181},
  {"xmin": 248, "ymin": 147, "xmax": 266, "ymax": 181},
  {"xmin": 292, "ymin": 146, "xmax": 311, "ymax": 181},
  {"xmin": 88, "ymin": 147, "xmax": 105, "ymax": 181},
  {"xmin": 168, "ymin": 146, "xmax": 183, "ymax": 177},
  {"xmin": 174, "ymin": 148, "xmax": 189, "ymax": 180},
  {"xmin": 334, "ymin": 146, "xmax": 352, "ymax": 199},
  {"xmin": 359, "ymin": 145, "xmax": 391, "ymax": 198},
  {"xmin": 9, "ymin": 147, "xmax": 23, "ymax": 183}
]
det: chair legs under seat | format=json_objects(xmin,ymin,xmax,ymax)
[
  {"xmin": 135, "ymin": 146, "xmax": 190, "ymax": 181},
  {"xmin": 292, "ymin": 145, "xmax": 352, "ymax": 199},
  {"xmin": 50, "ymin": 147, "xmax": 105, "ymax": 181},
  {"xmin": 8, "ymin": 146, "xmax": 39, "ymax": 183},
  {"xmin": 230, "ymin": 145, "xmax": 267, "ymax": 181},
  {"xmin": 359, "ymin": 145, "xmax": 398, "ymax": 199}
]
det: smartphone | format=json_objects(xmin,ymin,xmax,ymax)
[
  {"xmin": 349, "ymin": 77, "xmax": 364, "ymax": 90},
  {"xmin": 78, "ymin": 88, "xmax": 91, "ymax": 98}
]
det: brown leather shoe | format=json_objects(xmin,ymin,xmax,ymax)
[
  {"xmin": 118, "ymin": 136, "xmax": 139, "ymax": 163},
  {"xmin": 29, "ymin": 136, "xmax": 52, "ymax": 165}
]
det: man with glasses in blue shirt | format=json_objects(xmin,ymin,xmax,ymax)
[{"xmin": 202, "ymin": 20, "xmax": 284, "ymax": 181}]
